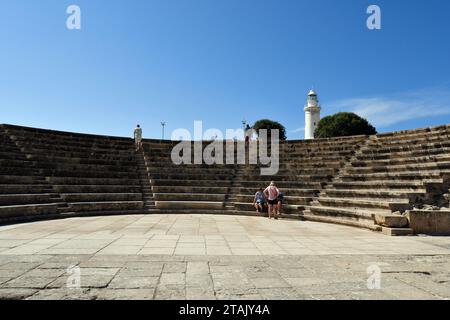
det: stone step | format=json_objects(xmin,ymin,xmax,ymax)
[
  {"xmin": 331, "ymin": 179, "xmax": 442, "ymax": 190},
  {"xmin": 154, "ymin": 201, "xmax": 226, "ymax": 210},
  {"xmin": 0, "ymin": 194, "xmax": 57, "ymax": 206},
  {"xmin": 0, "ymin": 175, "xmax": 46, "ymax": 184},
  {"xmin": 0, "ymin": 159, "xmax": 36, "ymax": 168},
  {"xmin": 281, "ymin": 146, "xmax": 361, "ymax": 153},
  {"xmin": 46, "ymin": 177, "xmax": 139, "ymax": 185},
  {"xmin": 339, "ymin": 170, "xmax": 447, "ymax": 182},
  {"xmin": 5, "ymin": 129, "xmax": 134, "ymax": 146},
  {"xmin": 345, "ymin": 161, "xmax": 450, "ymax": 174},
  {"xmin": 149, "ymin": 173, "xmax": 236, "ymax": 180},
  {"xmin": 0, "ymin": 184, "xmax": 53, "ymax": 194},
  {"xmin": 322, "ymin": 189, "xmax": 426, "ymax": 200},
  {"xmin": 38, "ymin": 169, "xmax": 139, "ymax": 179},
  {"xmin": 371, "ymin": 134, "xmax": 450, "ymax": 148},
  {"xmin": 0, "ymin": 203, "xmax": 59, "ymax": 218},
  {"xmin": 381, "ymin": 227, "xmax": 414, "ymax": 236},
  {"xmin": 305, "ymin": 206, "xmax": 385, "ymax": 230},
  {"xmin": 144, "ymin": 160, "xmax": 344, "ymax": 169},
  {"xmin": 144, "ymin": 208, "xmax": 304, "ymax": 220},
  {"xmin": 364, "ymin": 140, "xmax": 450, "ymax": 154},
  {"xmin": 151, "ymin": 186, "xmax": 230, "ymax": 194},
  {"xmin": 369, "ymin": 132, "xmax": 450, "ymax": 143},
  {"xmin": 153, "ymin": 193, "xmax": 227, "ymax": 202},
  {"xmin": 316, "ymin": 197, "xmax": 411, "ymax": 211},
  {"xmin": 234, "ymin": 194, "xmax": 312, "ymax": 206},
  {"xmin": 234, "ymin": 174, "xmax": 332, "ymax": 182},
  {"xmin": 145, "ymin": 154, "xmax": 352, "ymax": 163},
  {"xmin": 231, "ymin": 187, "xmax": 319, "ymax": 197},
  {"xmin": 150, "ymin": 178, "xmax": 321, "ymax": 189},
  {"xmin": 303, "ymin": 210, "xmax": 382, "ymax": 232},
  {"xmin": 233, "ymin": 202, "xmax": 305, "ymax": 214},
  {"xmin": 375, "ymin": 125, "xmax": 450, "ymax": 141},
  {"xmin": 60, "ymin": 193, "xmax": 142, "ymax": 202},
  {"xmin": 150, "ymin": 179, "xmax": 233, "ymax": 187},
  {"xmin": 52, "ymin": 185, "xmax": 142, "ymax": 193},
  {"xmin": 67, "ymin": 201, "xmax": 144, "ymax": 212},
  {"xmin": 145, "ymin": 168, "xmax": 239, "ymax": 175},
  {"xmin": 0, "ymin": 151, "xmax": 27, "ymax": 160},
  {"xmin": 28, "ymin": 154, "xmax": 137, "ymax": 165},
  {"xmin": 22, "ymin": 148, "xmax": 135, "ymax": 160},
  {"xmin": 308, "ymin": 205, "xmax": 387, "ymax": 219},
  {"xmin": 350, "ymin": 154, "xmax": 450, "ymax": 167},
  {"xmin": 13, "ymin": 138, "xmax": 134, "ymax": 150},
  {"xmin": 355, "ymin": 147, "xmax": 450, "ymax": 160},
  {"xmin": 0, "ymin": 168, "xmax": 41, "ymax": 176}
]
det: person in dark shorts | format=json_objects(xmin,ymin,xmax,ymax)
[
  {"xmin": 264, "ymin": 181, "xmax": 280, "ymax": 219},
  {"xmin": 277, "ymin": 191, "xmax": 284, "ymax": 216}
]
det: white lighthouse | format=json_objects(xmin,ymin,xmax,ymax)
[{"xmin": 304, "ymin": 89, "xmax": 321, "ymax": 140}]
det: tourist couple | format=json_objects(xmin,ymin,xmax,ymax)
[{"xmin": 253, "ymin": 181, "xmax": 284, "ymax": 219}]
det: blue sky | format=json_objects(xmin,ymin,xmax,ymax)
[{"xmin": 1, "ymin": 0, "xmax": 449, "ymax": 139}]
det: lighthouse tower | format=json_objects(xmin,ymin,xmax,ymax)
[{"xmin": 304, "ymin": 89, "xmax": 321, "ymax": 140}]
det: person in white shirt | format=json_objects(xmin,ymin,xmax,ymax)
[
  {"xmin": 134, "ymin": 124, "xmax": 143, "ymax": 151},
  {"xmin": 264, "ymin": 181, "xmax": 280, "ymax": 220}
]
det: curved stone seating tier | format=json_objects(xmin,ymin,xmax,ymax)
[
  {"xmin": 11, "ymin": 147, "xmax": 134, "ymax": 159},
  {"xmin": 350, "ymin": 154, "xmax": 450, "ymax": 167},
  {"xmin": 151, "ymin": 186, "xmax": 230, "ymax": 194},
  {"xmin": 1, "ymin": 123, "xmax": 450, "ymax": 235},
  {"xmin": 356, "ymin": 143, "xmax": 450, "ymax": 157},
  {"xmin": 375, "ymin": 125, "xmax": 450, "ymax": 141},
  {"xmin": 52, "ymin": 185, "xmax": 142, "ymax": 193},
  {"xmin": 0, "ymin": 193, "xmax": 58, "ymax": 206},
  {"xmin": 0, "ymin": 124, "xmax": 143, "ymax": 223},
  {"xmin": 59, "ymin": 193, "xmax": 142, "ymax": 202},
  {"xmin": 346, "ymin": 161, "xmax": 450, "ymax": 174},
  {"xmin": 0, "ymin": 126, "xmax": 62, "ymax": 224},
  {"xmin": 307, "ymin": 126, "xmax": 450, "ymax": 234},
  {"xmin": 66, "ymin": 201, "xmax": 143, "ymax": 212},
  {"xmin": 0, "ymin": 203, "xmax": 60, "ymax": 222},
  {"xmin": 232, "ymin": 187, "xmax": 320, "ymax": 197},
  {"xmin": 39, "ymin": 170, "xmax": 139, "ymax": 179},
  {"xmin": 28, "ymin": 155, "xmax": 137, "ymax": 165},
  {"xmin": 0, "ymin": 184, "xmax": 54, "ymax": 194},
  {"xmin": 46, "ymin": 177, "xmax": 139, "ymax": 185}
]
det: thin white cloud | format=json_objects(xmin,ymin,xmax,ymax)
[
  {"xmin": 290, "ymin": 127, "xmax": 305, "ymax": 133},
  {"xmin": 327, "ymin": 86, "xmax": 450, "ymax": 128}
]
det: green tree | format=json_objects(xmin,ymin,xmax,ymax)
[
  {"xmin": 252, "ymin": 119, "xmax": 287, "ymax": 141},
  {"xmin": 314, "ymin": 112, "xmax": 377, "ymax": 138}
]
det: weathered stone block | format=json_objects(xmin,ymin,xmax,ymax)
[
  {"xmin": 406, "ymin": 210, "xmax": 450, "ymax": 235},
  {"xmin": 381, "ymin": 227, "xmax": 414, "ymax": 236},
  {"xmin": 374, "ymin": 214, "xmax": 409, "ymax": 228}
]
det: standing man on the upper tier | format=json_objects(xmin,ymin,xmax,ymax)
[{"xmin": 134, "ymin": 124, "xmax": 143, "ymax": 151}]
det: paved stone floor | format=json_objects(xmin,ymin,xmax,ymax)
[{"xmin": 0, "ymin": 214, "xmax": 449, "ymax": 300}]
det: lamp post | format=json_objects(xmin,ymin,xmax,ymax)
[{"xmin": 161, "ymin": 122, "xmax": 166, "ymax": 141}]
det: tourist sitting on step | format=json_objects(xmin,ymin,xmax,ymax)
[
  {"xmin": 264, "ymin": 181, "xmax": 280, "ymax": 220},
  {"xmin": 134, "ymin": 124, "xmax": 143, "ymax": 151},
  {"xmin": 253, "ymin": 188, "xmax": 266, "ymax": 214},
  {"xmin": 277, "ymin": 191, "xmax": 284, "ymax": 216}
]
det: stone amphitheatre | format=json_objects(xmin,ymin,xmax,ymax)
[{"xmin": 0, "ymin": 123, "xmax": 449, "ymax": 300}]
